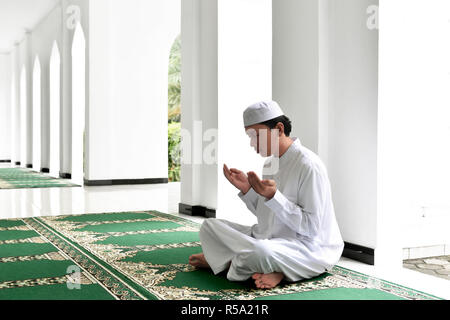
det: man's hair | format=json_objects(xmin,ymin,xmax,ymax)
[{"xmin": 260, "ymin": 115, "xmax": 292, "ymax": 137}]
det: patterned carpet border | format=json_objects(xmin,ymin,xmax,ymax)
[{"xmin": 24, "ymin": 217, "xmax": 152, "ymax": 300}]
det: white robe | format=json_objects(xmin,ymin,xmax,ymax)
[{"xmin": 199, "ymin": 138, "xmax": 344, "ymax": 282}]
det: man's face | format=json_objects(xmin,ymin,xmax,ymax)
[{"xmin": 245, "ymin": 125, "xmax": 279, "ymax": 157}]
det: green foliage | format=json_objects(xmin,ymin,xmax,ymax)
[
  {"xmin": 168, "ymin": 35, "xmax": 181, "ymax": 123},
  {"xmin": 168, "ymin": 122, "xmax": 181, "ymax": 182},
  {"xmin": 168, "ymin": 35, "xmax": 181, "ymax": 182}
]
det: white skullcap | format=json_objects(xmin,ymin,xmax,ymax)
[{"xmin": 243, "ymin": 101, "xmax": 285, "ymax": 127}]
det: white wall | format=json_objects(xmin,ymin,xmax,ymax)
[
  {"xmin": 0, "ymin": 53, "xmax": 12, "ymax": 160},
  {"xmin": 273, "ymin": 0, "xmax": 379, "ymax": 252},
  {"xmin": 378, "ymin": 0, "xmax": 450, "ymax": 251},
  {"xmin": 86, "ymin": 0, "xmax": 179, "ymax": 181},
  {"xmin": 273, "ymin": 0, "xmax": 319, "ymax": 152},
  {"xmin": 217, "ymin": 0, "xmax": 272, "ymax": 224},
  {"xmin": 326, "ymin": 0, "xmax": 379, "ymax": 250}
]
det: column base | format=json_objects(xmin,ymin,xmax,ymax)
[
  {"xmin": 179, "ymin": 203, "xmax": 216, "ymax": 218},
  {"xmin": 84, "ymin": 178, "xmax": 168, "ymax": 186}
]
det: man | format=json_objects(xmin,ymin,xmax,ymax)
[{"xmin": 189, "ymin": 101, "xmax": 344, "ymax": 289}]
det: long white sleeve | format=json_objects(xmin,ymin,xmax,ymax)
[
  {"xmin": 238, "ymin": 187, "xmax": 260, "ymax": 216},
  {"xmin": 264, "ymin": 165, "xmax": 325, "ymax": 239}
]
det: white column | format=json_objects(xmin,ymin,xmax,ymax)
[
  {"xmin": 40, "ymin": 57, "xmax": 51, "ymax": 171},
  {"xmin": 61, "ymin": 0, "xmax": 74, "ymax": 177},
  {"xmin": 11, "ymin": 45, "xmax": 21, "ymax": 166},
  {"xmin": 71, "ymin": 24, "xmax": 86, "ymax": 185},
  {"xmin": 25, "ymin": 33, "xmax": 34, "ymax": 168},
  {"xmin": 0, "ymin": 53, "xmax": 12, "ymax": 162},
  {"xmin": 273, "ymin": 0, "xmax": 380, "ymax": 255},
  {"xmin": 19, "ymin": 66, "xmax": 27, "ymax": 167},
  {"xmin": 180, "ymin": 0, "xmax": 272, "ymax": 222},
  {"xmin": 49, "ymin": 43, "xmax": 61, "ymax": 177},
  {"xmin": 32, "ymin": 57, "xmax": 41, "ymax": 171},
  {"xmin": 326, "ymin": 0, "xmax": 379, "ymax": 254},
  {"xmin": 84, "ymin": 0, "xmax": 177, "ymax": 183},
  {"xmin": 378, "ymin": 0, "xmax": 450, "ymax": 265},
  {"xmin": 181, "ymin": 0, "xmax": 217, "ymax": 210}
]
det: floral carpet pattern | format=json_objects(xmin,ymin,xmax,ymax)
[{"xmin": 0, "ymin": 211, "xmax": 442, "ymax": 300}]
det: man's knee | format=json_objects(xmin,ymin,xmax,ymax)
[
  {"xmin": 251, "ymin": 240, "xmax": 274, "ymax": 261},
  {"xmin": 199, "ymin": 218, "xmax": 219, "ymax": 237},
  {"xmin": 228, "ymin": 241, "xmax": 276, "ymax": 277}
]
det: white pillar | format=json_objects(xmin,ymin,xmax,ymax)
[
  {"xmin": 180, "ymin": 0, "xmax": 218, "ymax": 212},
  {"xmin": 273, "ymin": 0, "xmax": 379, "ymax": 259},
  {"xmin": 180, "ymin": 0, "xmax": 272, "ymax": 221},
  {"xmin": 19, "ymin": 66, "xmax": 27, "ymax": 167},
  {"xmin": 32, "ymin": 57, "xmax": 41, "ymax": 171},
  {"xmin": 378, "ymin": 0, "xmax": 450, "ymax": 266},
  {"xmin": 25, "ymin": 32, "xmax": 34, "ymax": 168},
  {"xmin": 11, "ymin": 45, "xmax": 21, "ymax": 166},
  {"xmin": 61, "ymin": 0, "xmax": 75, "ymax": 177},
  {"xmin": 82, "ymin": 0, "xmax": 177, "ymax": 184},
  {"xmin": 49, "ymin": 43, "xmax": 61, "ymax": 177},
  {"xmin": 40, "ymin": 57, "xmax": 51, "ymax": 171},
  {"xmin": 71, "ymin": 24, "xmax": 86, "ymax": 185},
  {"xmin": 326, "ymin": 0, "xmax": 379, "ymax": 255},
  {"xmin": 0, "ymin": 53, "xmax": 12, "ymax": 162},
  {"xmin": 273, "ymin": 0, "xmax": 320, "ymax": 153}
]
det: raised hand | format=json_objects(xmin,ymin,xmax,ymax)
[
  {"xmin": 223, "ymin": 164, "xmax": 251, "ymax": 194},
  {"xmin": 247, "ymin": 171, "xmax": 277, "ymax": 200}
]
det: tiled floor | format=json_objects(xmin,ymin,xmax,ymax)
[
  {"xmin": 0, "ymin": 163, "xmax": 449, "ymax": 300},
  {"xmin": 404, "ymin": 256, "xmax": 450, "ymax": 281}
]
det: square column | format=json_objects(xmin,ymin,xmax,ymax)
[
  {"xmin": 0, "ymin": 53, "xmax": 12, "ymax": 162},
  {"xmin": 180, "ymin": 0, "xmax": 272, "ymax": 222}
]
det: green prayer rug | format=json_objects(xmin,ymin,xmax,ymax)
[
  {"xmin": 0, "ymin": 168, "xmax": 79, "ymax": 189},
  {"xmin": 0, "ymin": 211, "xmax": 442, "ymax": 300}
]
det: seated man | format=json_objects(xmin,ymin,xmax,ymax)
[{"xmin": 189, "ymin": 101, "xmax": 344, "ymax": 289}]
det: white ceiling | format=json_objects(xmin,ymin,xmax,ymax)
[{"xmin": 0, "ymin": 0, "xmax": 60, "ymax": 53}]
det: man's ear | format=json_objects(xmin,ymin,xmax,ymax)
[{"xmin": 276, "ymin": 122, "xmax": 285, "ymax": 136}]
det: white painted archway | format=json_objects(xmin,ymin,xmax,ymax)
[
  {"xmin": 49, "ymin": 42, "xmax": 61, "ymax": 178},
  {"xmin": 71, "ymin": 23, "xmax": 86, "ymax": 185},
  {"xmin": 32, "ymin": 57, "xmax": 41, "ymax": 172}
]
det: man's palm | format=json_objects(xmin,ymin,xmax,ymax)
[
  {"xmin": 229, "ymin": 172, "xmax": 248, "ymax": 190},
  {"xmin": 223, "ymin": 165, "xmax": 251, "ymax": 194}
]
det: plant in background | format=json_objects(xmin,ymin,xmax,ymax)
[
  {"xmin": 168, "ymin": 35, "xmax": 181, "ymax": 182},
  {"xmin": 168, "ymin": 122, "xmax": 181, "ymax": 182},
  {"xmin": 168, "ymin": 35, "xmax": 181, "ymax": 124}
]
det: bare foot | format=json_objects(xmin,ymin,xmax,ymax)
[
  {"xmin": 189, "ymin": 253, "xmax": 210, "ymax": 269},
  {"xmin": 253, "ymin": 272, "xmax": 284, "ymax": 289},
  {"xmin": 252, "ymin": 273, "xmax": 263, "ymax": 280}
]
